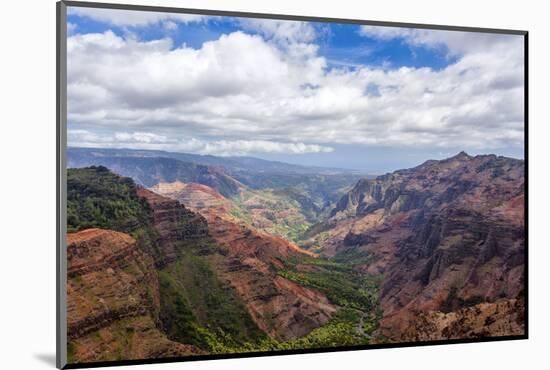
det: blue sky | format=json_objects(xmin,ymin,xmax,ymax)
[
  {"xmin": 68, "ymin": 12, "xmax": 455, "ymax": 71},
  {"xmin": 66, "ymin": 7, "xmax": 524, "ymax": 173}
]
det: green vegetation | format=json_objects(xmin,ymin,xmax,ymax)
[
  {"xmin": 272, "ymin": 187, "xmax": 322, "ymax": 221},
  {"xmin": 267, "ymin": 215, "xmax": 310, "ymax": 244},
  {"xmin": 231, "ymin": 257, "xmax": 381, "ymax": 352},
  {"xmin": 67, "ymin": 166, "xmax": 163, "ymax": 263},
  {"xmin": 230, "ymin": 189, "xmax": 314, "ymax": 244},
  {"xmin": 228, "ymin": 202, "xmax": 253, "ymax": 224},
  {"xmin": 158, "ymin": 251, "xmax": 267, "ymax": 352},
  {"xmin": 280, "ymin": 308, "xmax": 371, "ymax": 349},
  {"xmin": 214, "ymin": 173, "xmax": 242, "ymax": 198},
  {"xmin": 278, "ymin": 257, "xmax": 379, "ymax": 311},
  {"xmin": 239, "ymin": 308, "xmax": 372, "ymax": 352},
  {"xmin": 157, "ymin": 244, "xmax": 382, "ymax": 353},
  {"xmin": 156, "ymin": 248, "xmax": 382, "ymax": 353},
  {"xmin": 333, "ymin": 247, "xmax": 374, "ymax": 266},
  {"xmin": 265, "ymin": 254, "xmax": 381, "ymax": 350},
  {"xmin": 234, "ymin": 172, "xmax": 364, "ymax": 205},
  {"xmin": 67, "ymin": 166, "xmax": 152, "ymax": 233},
  {"xmin": 181, "ymin": 307, "xmax": 377, "ymax": 354}
]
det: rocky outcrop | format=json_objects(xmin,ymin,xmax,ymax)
[
  {"xmin": 67, "ymin": 229, "xmax": 202, "ymax": 363},
  {"xmin": 400, "ymin": 296, "xmax": 525, "ymax": 342},
  {"xmin": 321, "ymin": 153, "xmax": 525, "ymax": 340}
]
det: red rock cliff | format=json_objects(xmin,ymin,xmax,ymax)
[{"xmin": 67, "ymin": 228, "xmax": 202, "ymax": 363}]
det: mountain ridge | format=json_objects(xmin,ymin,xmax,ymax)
[{"xmin": 312, "ymin": 152, "xmax": 525, "ymax": 340}]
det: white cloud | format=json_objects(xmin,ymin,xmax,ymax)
[
  {"xmin": 68, "ymin": 130, "xmax": 332, "ymax": 156},
  {"xmin": 359, "ymin": 25, "xmax": 521, "ymax": 57},
  {"xmin": 67, "ymin": 25, "xmax": 524, "ymax": 155},
  {"xmin": 195, "ymin": 140, "xmax": 334, "ymax": 156},
  {"xmin": 163, "ymin": 20, "xmax": 178, "ymax": 31},
  {"xmin": 68, "ymin": 7, "xmax": 205, "ymax": 27},
  {"xmin": 114, "ymin": 132, "xmax": 171, "ymax": 143},
  {"xmin": 359, "ymin": 26, "xmax": 413, "ymax": 40},
  {"xmin": 239, "ymin": 18, "xmax": 318, "ymax": 45},
  {"xmin": 68, "ymin": 129, "xmax": 108, "ymax": 144}
]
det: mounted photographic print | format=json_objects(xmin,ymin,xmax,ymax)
[{"xmin": 56, "ymin": 1, "xmax": 528, "ymax": 368}]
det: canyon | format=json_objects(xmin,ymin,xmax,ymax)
[
  {"xmin": 65, "ymin": 149, "xmax": 525, "ymax": 364},
  {"xmin": 318, "ymin": 152, "xmax": 525, "ymax": 340},
  {"xmin": 138, "ymin": 184, "xmax": 336, "ymax": 341}
]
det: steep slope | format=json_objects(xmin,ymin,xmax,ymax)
[
  {"xmin": 67, "ymin": 229, "xmax": 202, "ymax": 363},
  {"xmin": 134, "ymin": 187, "xmax": 271, "ymax": 347},
  {"xmin": 316, "ymin": 152, "xmax": 525, "ymax": 340},
  {"xmin": 144, "ymin": 184, "xmax": 337, "ymax": 341},
  {"xmin": 204, "ymin": 213, "xmax": 335, "ymax": 340},
  {"xmin": 134, "ymin": 186, "xmax": 211, "ymax": 268}
]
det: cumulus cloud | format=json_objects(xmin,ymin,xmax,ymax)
[
  {"xmin": 69, "ymin": 6, "xmax": 318, "ymax": 44},
  {"xmin": 67, "ymin": 19, "xmax": 524, "ymax": 156},
  {"xmin": 68, "ymin": 7, "xmax": 205, "ymax": 27}
]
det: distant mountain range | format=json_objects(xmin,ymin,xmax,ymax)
[
  {"xmin": 68, "ymin": 147, "xmax": 363, "ymax": 175},
  {"xmin": 67, "ymin": 146, "xmax": 367, "ymax": 209}
]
